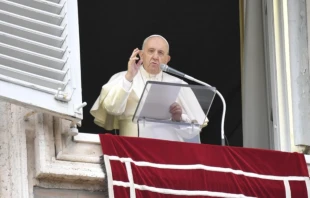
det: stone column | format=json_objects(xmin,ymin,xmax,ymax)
[{"xmin": 0, "ymin": 102, "xmax": 29, "ymax": 198}]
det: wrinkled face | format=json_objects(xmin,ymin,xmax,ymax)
[{"xmin": 140, "ymin": 37, "xmax": 171, "ymax": 74}]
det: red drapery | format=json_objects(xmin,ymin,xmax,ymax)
[{"xmin": 99, "ymin": 134, "xmax": 310, "ymax": 198}]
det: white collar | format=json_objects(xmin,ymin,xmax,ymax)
[{"xmin": 140, "ymin": 65, "xmax": 163, "ymax": 81}]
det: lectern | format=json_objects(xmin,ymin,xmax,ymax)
[{"xmin": 132, "ymin": 81, "xmax": 216, "ymax": 143}]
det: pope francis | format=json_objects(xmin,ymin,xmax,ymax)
[{"xmin": 90, "ymin": 35, "xmax": 208, "ymax": 142}]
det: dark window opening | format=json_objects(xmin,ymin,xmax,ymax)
[{"xmin": 77, "ymin": 0, "xmax": 242, "ymax": 146}]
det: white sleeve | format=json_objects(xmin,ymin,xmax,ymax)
[
  {"xmin": 122, "ymin": 76, "xmax": 133, "ymax": 92},
  {"xmin": 181, "ymin": 113, "xmax": 191, "ymax": 123},
  {"xmin": 174, "ymin": 113, "xmax": 201, "ymax": 139},
  {"xmin": 103, "ymin": 76, "xmax": 133, "ymax": 115},
  {"xmin": 175, "ymin": 125, "xmax": 201, "ymax": 140},
  {"xmin": 171, "ymin": 102, "xmax": 202, "ymax": 139}
]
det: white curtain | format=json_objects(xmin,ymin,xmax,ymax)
[{"xmin": 242, "ymin": 0, "xmax": 270, "ymax": 149}]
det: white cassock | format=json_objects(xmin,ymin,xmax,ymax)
[{"xmin": 90, "ymin": 66, "xmax": 208, "ymax": 142}]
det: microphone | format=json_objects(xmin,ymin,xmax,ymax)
[
  {"xmin": 160, "ymin": 63, "xmax": 227, "ymax": 146},
  {"xmin": 160, "ymin": 64, "xmax": 186, "ymax": 78},
  {"xmin": 160, "ymin": 64, "xmax": 212, "ymax": 87}
]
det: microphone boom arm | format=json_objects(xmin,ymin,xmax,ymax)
[{"xmin": 184, "ymin": 74, "xmax": 227, "ymax": 146}]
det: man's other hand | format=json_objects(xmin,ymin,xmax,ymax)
[{"xmin": 170, "ymin": 102, "xmax": 182, "ymax": 122}]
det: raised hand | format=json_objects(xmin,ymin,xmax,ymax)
[
  {"xmin": 125, "ymin": 48, "xmax": 143, "ymax": 82},
  {"xmin": 170, "ymin": 102, "xmax": 182, "ymax": 122}
]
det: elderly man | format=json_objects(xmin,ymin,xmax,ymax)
[{"xmin": 90, "ymin": 35, "xmax": 208, "ymax": 142}]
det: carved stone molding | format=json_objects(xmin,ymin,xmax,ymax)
[{"xmin": 30, "ymin": 114, "xmax": 105, "ymax": 190}]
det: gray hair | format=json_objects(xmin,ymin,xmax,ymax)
[{"xmin": 142, "ymin": 34, "xmax": 170, "ymax": 54}]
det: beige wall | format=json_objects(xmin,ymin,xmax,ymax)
[
  {"xmin": 33, "ymin": 187, "xmax": 106, "ymax": 198},
  {"xmin": 0, "ymin": 101, "xmax": 104, "ymax": 198}
]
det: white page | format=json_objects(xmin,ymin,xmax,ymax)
[{"xmin": 138, "ymin": 83, "xmax": 181, "ymax": 120}]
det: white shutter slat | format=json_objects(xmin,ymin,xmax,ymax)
[
  {"xmin": 0, "ymin": 0, "xmax": 64, "ymax": 25},
  {"xmin": 0, "ymin": 42, "xmax": 66, "ymax": 70},
  {"xmin": 8, "ymin": 0, "xmax": 64, "ymax": 15},
  {"xmin": 0, "ymin": 74, "xmax": 56, "ymax": 94},
  {"xmin": 0, "ymin": 54, "xmax": 66, "ymax": 81},
  {"xmin": 45, "ymin": 0, "xmax": 60, "ymax": 4},
  {"xmin": 0, "ymin": 0, "xmax": 83, "ymax": 122},
  {"xmin": 0, "ymin": 64, "xmax": 67, "ymax": 90},
  {"xmin": 0, "ymin": 79, "xmax": 77, "ymax": 121},
  {"xmin": 0, "ymin": 9, "xmax": 64, "ymax": 36},
  {"xmin": 0, "ymin": 20, "xmax": 65, "ymax": 47},
  {"xmin": 0, "ymin": 31, "xmax": 66, "ymax": 58}
]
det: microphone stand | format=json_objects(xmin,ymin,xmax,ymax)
[{"xmin": 184, "ymin": 75, "xmax": 226, "ymax": 146}]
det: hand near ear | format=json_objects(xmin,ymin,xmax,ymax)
[{"xmin": 125, "ymin": 48, "xmax": 143, "ymax": 82}]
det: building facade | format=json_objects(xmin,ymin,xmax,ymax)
[{"xmin": 0, "ymin": 0, "xmax": 310, "ymax": 197}]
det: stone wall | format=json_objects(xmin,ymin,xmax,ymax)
[{"xmin": 0, "ymin": 102, "xmax": 104, "ymax": 198}]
